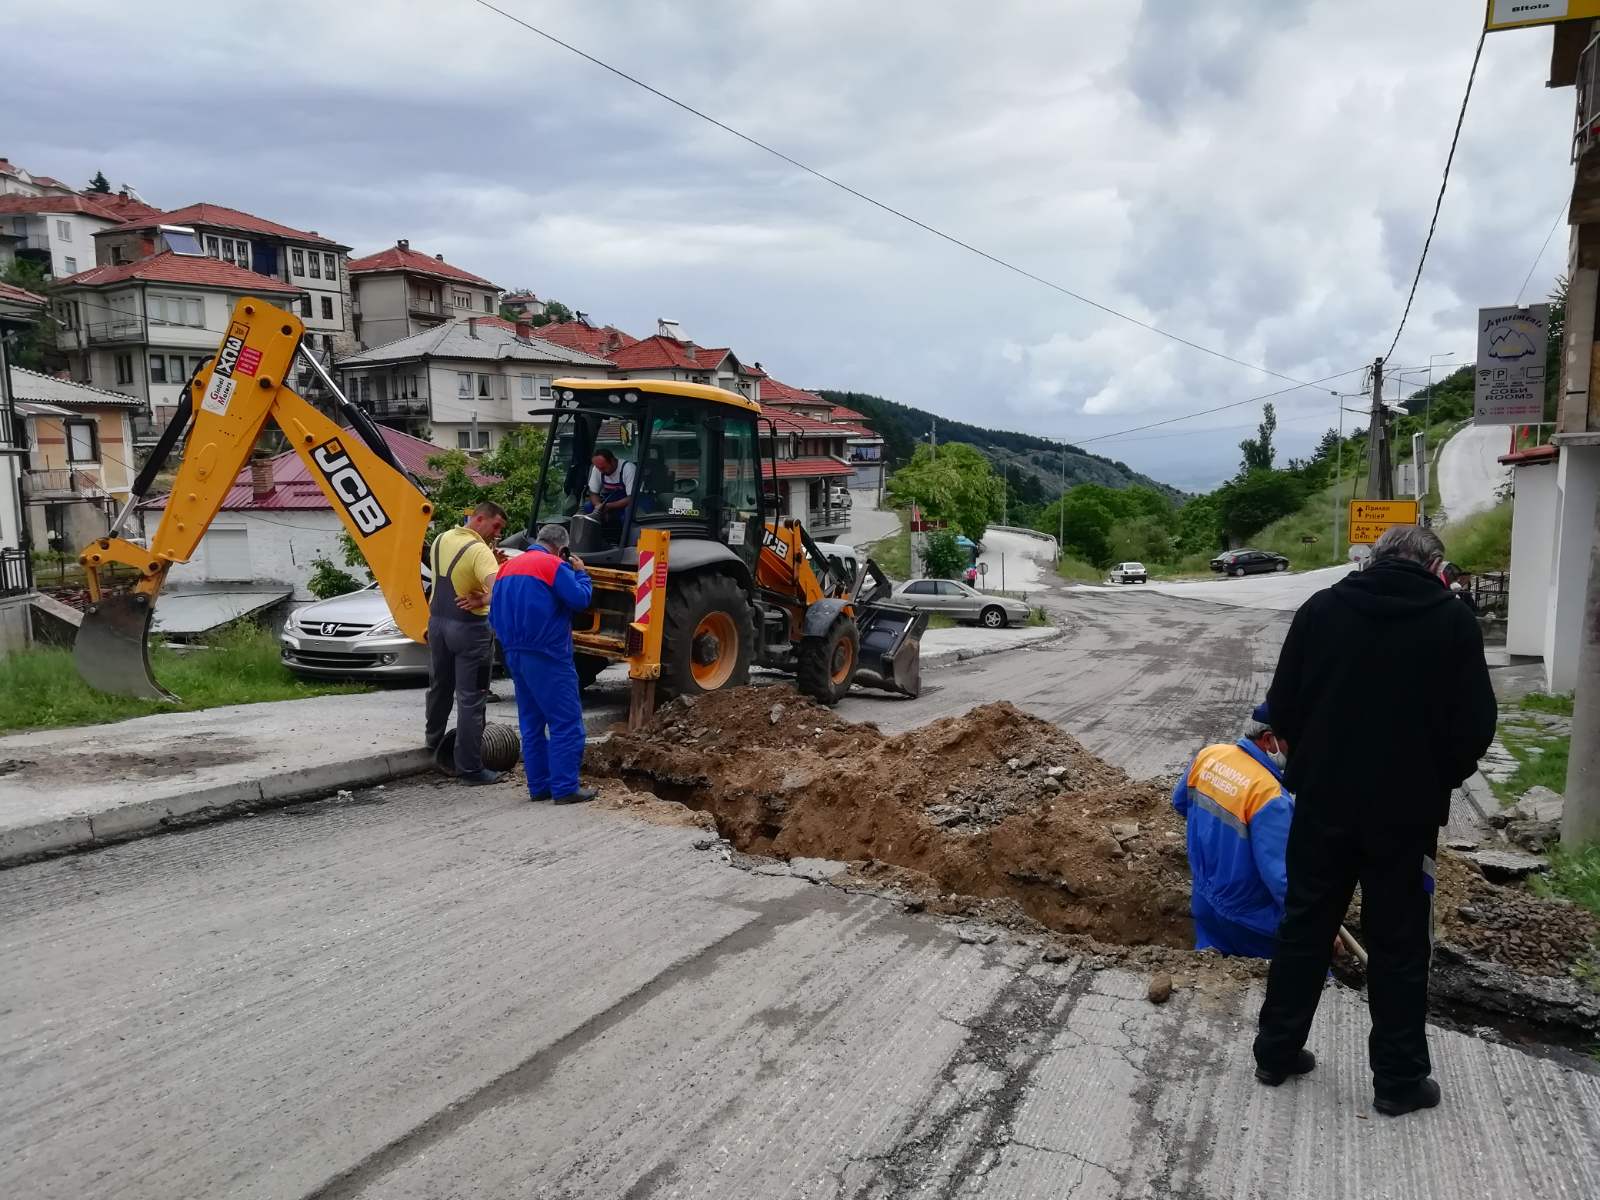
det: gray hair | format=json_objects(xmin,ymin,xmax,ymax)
[
  {"xmin": 1242, "ymin": 717, "xmax": 1272, "ymax": 741},
  {"xmin": 536, "ymin": 523, "xmax": 570, "ymax": 550},
  {"xmin": 1371, "ymin": 524, "xmax": 1444, "ymax": 566}
]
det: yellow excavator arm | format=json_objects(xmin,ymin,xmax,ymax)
[{"xmin": 76, "ymin": 298, "xmax": 433, "ymax": 701}]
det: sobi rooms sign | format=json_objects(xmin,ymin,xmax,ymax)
[{"xmin": 1473, "ymin": 304, "xmax": 1548, "ymax": 426}]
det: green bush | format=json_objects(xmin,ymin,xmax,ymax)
[
  {"xmin": 308, "ymin": 556, "xmax": 363, "ymax": 599},
  {"xmin": 1054, "ymin": 556, "xmax": 1103, "ymax": 584},
  {"xmin": 921, "ymin": 530, "xmax": 968, "ymax": 579},
  {"xmin": 1444, "ymin": 501, "xmax": 1513, "ymax": 573}
]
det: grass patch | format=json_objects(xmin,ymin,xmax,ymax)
[
  {"xmin": 0, "ymin": 623, "xmax": 368, "ymax": 732},
  {"xmin": 868, "ymin": 509, "xmax": 913, "ymax": 580},
  {"xmin": 1054, "ymin": 556, "xmax": 1103, "ymax": 584},
  {"xmin": 1442, "ymin": 500, "xmax": 1512, "ymax": 574},
  {"xmin": 1532, "ymin": 843, "xmax": 1600, "ymax": 918},
  {"xmin": 1026, "ymin": 606, "xmax": 1052, "ymax": 627},
  {"xmin": 1522, "ymin": 692, "xmax": 1576, "ymax": 717},
  {"xmin": 1490, "ymin": 714, "xmax": 1570, "ymax": 805}
]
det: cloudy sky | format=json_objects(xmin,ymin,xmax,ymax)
[{"xmin": 4, "ymin": 1, "xmax": 1575, "ymax": 490}]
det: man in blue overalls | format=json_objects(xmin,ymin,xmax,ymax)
[
  {"xmin": 490, "ymin": 523, "xmax": 596, "ymax": 805},
  {"xmin": 585, "ymin": 448, "xmax": 636, "ymax": 543}
]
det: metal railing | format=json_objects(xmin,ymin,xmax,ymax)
[
  {"xmin": 0, "ymin": 547, "xmax": 31, "ymax": 598},
  {"xmin": 25, "ymin": 467, "xmax": 108, "ymax": 495},
  {"xmin": 85, "ymin": 318, "xmax": 147, "ymax": 344},
  {"xmin": 407, "ymin": 295, "xmax": 443, "ymax": 314},
  {"xmin": 1576, "ymin": 33, "xmax": 1600, "ymax": 162},
  {"xmin": 0, "ymin": 406, "xmax": 17, "ymax": 448},
  {"xmin": 363, "ymin": 396, "xmax": 429, "ymax": 417},
  {"xmin": 808, "ymin": 509, "xmax": 850, "ymax": 530}
]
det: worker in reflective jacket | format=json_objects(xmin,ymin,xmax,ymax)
[
  {"xmin": 1170, "ymin": 702, "xmax": 1293, "ymax": 957},
  {"xmin": 490, "ymin": 523, "xmax": 596, "ymax": 805}
]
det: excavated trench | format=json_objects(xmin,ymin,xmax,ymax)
[{"xmin": 588, "ymin": 687, "xmax": 1600, "ymax": 1048}]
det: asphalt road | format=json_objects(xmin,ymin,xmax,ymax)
[
  {"xmin": 1438, "ymin": 424, "xmax": 1513, "ymax": 521},
  {"xmin": 6, "ymin": 579, "xmax": 1599, "ymax": 1199}
]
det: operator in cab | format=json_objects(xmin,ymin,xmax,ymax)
[
  {"xmin": 424, "ymin": 501, "xmax": 508, "ymax": 785},
  {"xmin": 1171, "ymin": 702, "xmax": 1293, "ymax": 958},
  {"xmin": 585, "ymin": 447, "xmax": 637, "ymax": 542}
]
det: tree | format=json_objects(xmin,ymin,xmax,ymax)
[
  {"xmin": 885, "ymin": 442, "xmax": 1003, "ymax": 541},
  {"xmin": 1109, "ymin": 515, "xmax": 1175, "ymax": 565},
  {"xmin": 528, "ymin": 299, "xmax": 574, "ymax": 328},
  {"xmin": 1547, "ymin": 275, "xmax": 1567, "ymax": 422},
  {"xmin": 0, "ymin": 259, "xmax": 58, "ymax": 371},
  {"xmin": 1175, "ymin": 492, "xmax": 1224, "ymax": 556},
  {"xmin": 1215, "ymin": 469, "xmax": 1305, "ymax": 542},
  {"xmin": 1238, "ymin": 402, "xmax": 1278, "ymax": 475},
  {"xmin": 86, "ymin": 171, "xmax": 111, "ymax": 193},
  {"xmin": 1057, "ymin": 492, "xmax": 1116, "ymax": 567},
  {"xmin": 920, "ymin": 530, "xmax": 968, "ymax": 579}
]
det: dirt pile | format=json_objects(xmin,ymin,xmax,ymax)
[
  {"xmin": 590, "ymin": 687, "xmax": 1197, "ymax": 948},
  {"xmin": 592, "ymin": 685, "xmax": 1600, "ymax": 989}
]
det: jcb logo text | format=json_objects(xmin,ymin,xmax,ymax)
[{"xmin": 311, "ymin": 439, "xmax": 391, "ymax": 536}]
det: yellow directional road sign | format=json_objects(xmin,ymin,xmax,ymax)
[
  {"xmin": 1486, "ymin": 1, "xmax": 1600, "ymax": 32},
  {"xmin": 1348, "ymin": 499, "xmax": 1419, "ymax": 545}
]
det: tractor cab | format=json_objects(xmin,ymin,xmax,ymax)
[{"xmin": 524, "ymin": 379, "xmax": 765, "ymax": 573}]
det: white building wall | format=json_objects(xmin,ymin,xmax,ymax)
[
  {"xmin": 353, "ymin": 274, "xmax": 411, "ymax": 348},
  {"xmin": 155, "ymin": 508, "xmax": 343, "ymax": 600},
  {"xmin": 1543, "ymin": 442, "xmax": 1600, "ymax": 692},
  {"xmin": 1506, "ymin": 462, "xmax": 1558, "ymax": 658},
  {"xmin": 46, "ymin": 213, "xmax": 113, "ymax": 277}
]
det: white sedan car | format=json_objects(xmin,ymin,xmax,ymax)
[{"xmin": 891, "ymin": 578, "xmax": 1032, "ymax": 628}]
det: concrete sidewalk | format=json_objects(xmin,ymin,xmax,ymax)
[{"xmin": 0, "ymin": 623, "xmax": 1058, "ymax": 866}]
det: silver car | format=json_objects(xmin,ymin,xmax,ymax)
[
  {"xmin": 281, "ymin": 584, "xmax": 430, "ymax": 679},
  {"xmin": 891, "ymin": 578, "xmax": 1032, "ymax": 628}
]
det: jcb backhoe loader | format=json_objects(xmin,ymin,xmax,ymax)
[{"xmin": 74, "ymin": 300, "xmax": 923, "ymax": 710}]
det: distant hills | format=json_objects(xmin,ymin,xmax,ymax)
[{"xmin": 814, "ymin": 389, "xmax": 1182, "ymax": 501}]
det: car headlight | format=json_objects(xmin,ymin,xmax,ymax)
[{"xmin": 366, "ymin": 617, "xmax": 400, "ymax": 637}]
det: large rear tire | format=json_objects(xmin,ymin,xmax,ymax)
[
  {"xmin": 576, "ymin": 653, "xmax": 608, "ymax": 691},
  {"xmin": 659, "ymin": 572, "xmax": 754, "ymax": 701},
  {"xmin": 797, "ymin": 613, "xmax": 860, "ymax": 706}
]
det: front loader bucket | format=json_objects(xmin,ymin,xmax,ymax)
[
  {"xmin": 853, "ymin": 602, "xmax": 927, "ymax": 698},
  {"xmin": 74, "ymin": 592, "xmax": 176, "ymax": 702}
]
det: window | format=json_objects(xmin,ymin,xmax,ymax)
[
  {"xmin": 320, "ymin": 296, "xmax": 334, "ymax": 320},
  {"xmin": 904, "ymin": 581, "xmax": 937, "ymax": 595},
  {"xmin": 147, "ymin": 294, "xmax": 204, "ymax": 327},
  {"xmin": 110, "ymin": 245, "xmax": 127, "ymax": 265},
  {"xmin": 206, "ymin": 235, "xmax": 220, "ymax": 257},
  {"xmin": 483, "ymin": 294, "xmax": 494, "ymax": 313},
  {"xmin": 935, "ymin": 581, "xmax": 966, "ymax": 596},
  {"xmin": 234, "ymin": 241, "xmax": 250, "ymax": 269},
  {"xmin": 169, "ymin": 354, "xmax": 184, "ymax": 381},
  {"xmin": 520, "ymin": 374, "xmax": 534, "ymax": 399},
  {"xmin": 457, "ymin": 372, "xmax": 471, "ymax": 397},
  {"xmin": 307, "ymin": 252, "xmax": 320, "ymax": 279},
  {"xmin": 375, "ymin": 376, "xmax": 389, "ymax": 401},
  {"xmin": 63, "ymin": 256, "xmax": 77, "ymax": 274},
  {"xmin": 456, "ymin": 430, "xmax": 491, "ymax": 450},
  {"xmin": 299, "ymin": 296, "xmax": 312, "ymax": 318},
  {"xmin": 114, "ymin": 354, "xmax": 134, "ymax": 385},
  {"xmin": 477, "ymin": 374, "xmax": 491, "ymax": 398},
  {"xmin": 220, "ymin": 237, "xmax": 234, "ymax": 262},
  {"xmin": 323, "ymin": 253, "xmax": 336, "ymax": 279},
  {"xmin": 148, "ymin": 354, "xmax": 168, "ymax": 383},
  {"xmin": 66, "ymin": 420, "xmax": 98, "ymax": 463},
  {"xmin": 291, "ymin": 248, "xmax": 304, "ymax": 275},
  {"xmin": 56, "ymin": 220, "xmax": 71, "ymax": 241},
  {"xmin": 538, "ymin": 376, "xmax": 553, "ymax": 400},
  {"xmin": 403, "ymin": 374, "xmax": 418, "ymax": 399},
  {"xmin": 453, "ymin": 291, "xmax": 470, "ymax": 309}
]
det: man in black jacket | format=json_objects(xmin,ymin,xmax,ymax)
[{"xmin": 1252, "ymin": 524, "xmax": 1496, "ymax": 1117}]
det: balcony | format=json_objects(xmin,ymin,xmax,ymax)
[
  {"xmin": 1579, "ymin": 34, "xmax": 1600, "ymax": 162},
  {"xmin": 0, "ymin": 406, "xmax": 17, "ymax": 449},
  {"xmin": 0, "ymin": 547, "xmax": 32, "ymax": 599},
  {"xmin": 25, "ymin": 466, "xmax": 110, "ymax": 498},
  {"xmin": 407, "ymin": 294, "xmax": 445, "ymax": 316},
  {"xmin": 85, "ymin": 318, "xmax": 147, "ymax": 345},
  {"xmin": 363, "ymin": 396, "xmax": 429, "ymax": 418}
]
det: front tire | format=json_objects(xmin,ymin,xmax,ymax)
[
  {"xmin": 980, "ymin": 605, "xmax": 1007, "ymax": 629},
  {"xmin": 1275, "ymin": 561, "xmax": 1289, "ymax": 572},
  {"xmin": 1232, "ymin": 566, "xmax": 1246, "ymax": 578},
  {"xmin": 797, "ymin": 613, "xmax": 860, "ymax": 705},
  {"xmin": 659, "ymin": 572, "xmax": 754, "ymax": 701}
]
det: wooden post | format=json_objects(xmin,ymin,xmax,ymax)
[{"xmin": 628, "ymin": 678, "xmax": 657, "ymax": 731}]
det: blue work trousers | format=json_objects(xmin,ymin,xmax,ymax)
[
  {"xmin": 1193, "ymin": 895, "xmax": 1278, "ymax": 959},
  {"xmin": 506, "ymin": 649, "xmax": 584, "ymax": 799}
]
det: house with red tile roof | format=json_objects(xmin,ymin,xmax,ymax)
[
  {"xmin": 0, "ymin": 193, "xmax": 128, "ymax": 280},
  {"xmin": 141, "ymin": 425, "xmax": 494, "ymax": 598},
  {"xmin": 501, "ymin": 291, "xmax": 545, "ymax": 321},
  {"xmin": 760, "ymin": 378, "xmax": 885, "ymax": 491},
  {"xmin": 51, "ymin": 251, "xmax": 306, "ymax": 445},
  {"xmin": 531, "ymin": 319, "xmax": 639, "ymax": 359},
  {"xmin": 601, "ymin": 319, "xmax": 766, "ymax": 401},
  {"xmin": 347, "ymin": 239, "xmax": 502, "ymax": 349},
  {"xmin": 95, "ymin": 203, "xmax": 354, "ymax": 359},
  {"xmin": 1, "ymin": 282, "xmax": 48, "ymax": 630},
  {"xmin": 0, "ymin": 157, "xmax": 78, "ymax": 200}
]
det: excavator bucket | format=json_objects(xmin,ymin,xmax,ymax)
[
  {"xmin": 848, "ymin": 555, "xmax": 926, "ymax": 698},
  {"xmin": 74, "ymin": 591, "xmax": 176, "ymax": 702}
]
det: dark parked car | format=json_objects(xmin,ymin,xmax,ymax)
[{"xmin": 1209, "ymin": 549, "xmax": 1291, "ymax": 577}]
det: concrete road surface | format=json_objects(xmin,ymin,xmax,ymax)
[
  {"xmin": 7, "ymin": 584, "xmax": 1597, "ymax": 1199},
  {"xmin": 1439, "ymin": 425, "xmax": 1513, "ymax": 521},
  {"xmin": 1091, "ymin": 564, "xmax": 1353, "ymax": 614},
  {"xmin": 974, "ymin": 526, "xmax": 1052, "ymax": 590},
  {"xmin": 840, "ymin": 492, "xmax": 899, "ymax": 548}
]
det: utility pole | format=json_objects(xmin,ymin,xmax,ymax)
[
  {"xmin": 1364, "ymin": 357, "xmax": 1394, "ymax": 500},
  {"xmin": 929, "ymin": 418, "xmax": 937, "ymax": 461},
  {"xmin": 1058, "ymin": 443, "xmax": 1066, "ymax": 560},
  {"xmin": 1332, "ymin": 391, "xmax": 1344, "ymax": 558}
]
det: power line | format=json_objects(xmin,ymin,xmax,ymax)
[
  {"xmin": 1515, "ymin": 199, "xmax": 1567, "ymax": 306},
  {"xmin": 465, "ymin": 0, "xmax": 1319, "ymax": 390},
  {"xmin": 1385, "ymin": 27, "xmax": 1486, "ymax": 362}
]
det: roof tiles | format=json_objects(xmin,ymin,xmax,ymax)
[
  {"xmin": 53, "ymin": 251, "xmax": 304, "ymax": 294},
  {"xmin": 109, "ymin": 203, "xmax": 346, "ymax": 248},
  {"xmin": 347, "ymin": 244, "xmax": 498, "ymax": 288}
]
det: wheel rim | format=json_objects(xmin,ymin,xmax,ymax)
[
  {"xmin": 829, "ymin": 636, "xmax": 856, "ymax": 685},
  {"xmin": 689, "ymin": 611, "xmax": 739, "ymax": 690},
  {"xmin": 984, "ymin": 610, "xmax": 1002, "ymax": 627}
]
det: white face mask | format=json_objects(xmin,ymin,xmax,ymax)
[{"xmin": 1264, "ymin": 738, "xmax": 1287, "ymax": 771}]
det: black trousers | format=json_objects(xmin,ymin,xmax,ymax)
[
  {"xmin": 1254, "ymin": 810, "xmax": 1438, "ymax": 1097},
  {"xmin": 423, "ymin": 618, "xmax": 493, "ymax": 774}
]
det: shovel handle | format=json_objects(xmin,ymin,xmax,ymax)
[{"xmin": 1338, "ymin": 925, "xmax": 1369, "ymax": 966}]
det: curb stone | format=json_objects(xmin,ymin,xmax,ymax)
[{"xmin": 920, "ymin": 625, "xmax": 1066, "ymax": 670}]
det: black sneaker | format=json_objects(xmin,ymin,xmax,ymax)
[
  {"xmin": 459, "ymin": 768, "xmax": 504, "ymax": 786},
  {"xmin": 552, "ymin": 787, "xmax": 598, "ymax": 806},
  {"xmin": 1254, "ymin": 1049, "xmax": 1316, "ymax": 1087},
  {"xmin": 1374, "ymin": 1077, "xmax": 1441, "ymax": 1117}
]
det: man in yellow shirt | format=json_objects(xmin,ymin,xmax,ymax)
[{"xmin": 424, "ymin": 501, "xmax": 507, "ymax": 783}]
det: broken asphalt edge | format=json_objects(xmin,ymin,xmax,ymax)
[
  {"xmin": 0, "ymin": 633, "xmax": 1059, "ymax": 871},
  {"xmin": 0, "ymin": 711, "xmax": 619, "ymax": 871}
]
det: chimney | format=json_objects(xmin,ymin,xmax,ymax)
[
  {"xmin": 515, "ymin": 320, "xmax": 532, "ymax": 340},
  {"xmin": 684, "ymin": 341, "xmax": 697, "ymax": 363},
  {"xmin": 309, "ymin": 230, "xmax": 319, "ymax": 237},
  {"xmin": 118, "ymin": 188, "xmax": 128, "ymax": 199},
  {"xmin": 467, "ymin": 316, "xmax": 478, "ymax": 338},
  {"xmin": 435, "ymin": 253, "xmax": 445, "ymax": 262},
  {"xmin": 397, "ymin": 238, "xmax": 409, "ymax": 251},
  {"xmin": 250, "ymin": 457, "xmax": 274, "ymax": 500}
]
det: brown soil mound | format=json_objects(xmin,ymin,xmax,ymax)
[
  {"xmin": 592, "ymin": 685, "xmax": 1600, "ymax": 987},
  {"xmin": 590, "ymin": 687, "xmax": 1197, "ymax": 948}
]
